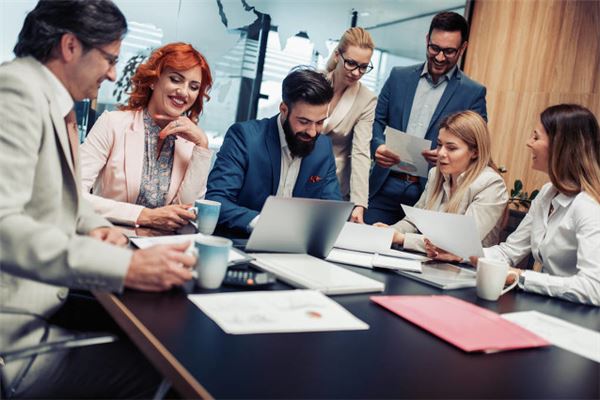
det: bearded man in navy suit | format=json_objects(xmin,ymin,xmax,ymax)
[
  {"xmin": 364, "ymin": 11, "xmax": 488, "ymax": 225},
  {"xmin": 206, "ymin": 68, "xmax": 341, "ymax": 234}
]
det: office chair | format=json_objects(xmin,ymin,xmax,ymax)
[{"xmin": 0, "ymin": 307, "xmax": 117, "ymax": 399}]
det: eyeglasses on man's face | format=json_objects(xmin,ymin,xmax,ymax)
[
  {"xmin": 339, "ymin": 52, "xmax": 373, "ymax": 74},
  {"xmin": 427, "ymin": 43, "xmax": 461, "ymax": 58},
  {"xmin": 93, "ymin": 46, "xmax": 120, "ymax": 67}
]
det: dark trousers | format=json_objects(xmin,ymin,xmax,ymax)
[
  {"xmin": 12, "ymin": 293, "xmax": 162, "ymax": 399},
  {"xmin": 364, "ymin": 176, "xmax": 422, "ymax": 225}
]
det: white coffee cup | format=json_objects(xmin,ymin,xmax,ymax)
[
  {"xmin": 476, "ymin": 258, "xmax": 519, "ymax": 301},
  {"xmin": 192, "ymin": 236, "xmax": 232, "ymax": 289}
]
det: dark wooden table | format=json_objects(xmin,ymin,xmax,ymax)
[{"xmin": 94, "ymin": 262, "xmax": 600, "ymax": 399}]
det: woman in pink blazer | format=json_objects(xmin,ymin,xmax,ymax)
[{"xmin": 81, "ymin": 43, "xmax": 213, "ymax": 231}]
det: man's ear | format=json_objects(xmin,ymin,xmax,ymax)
[
  {"xmin": 279, "ymin": 102, "xmax": 288, "ymax": 118},
  {"xmin": 459, "ymin": 41, "xmax": 468, "ymax": 57},
  {"xmin": 59, "ymin": 32, "xmax": 81, "ymax": 63}
]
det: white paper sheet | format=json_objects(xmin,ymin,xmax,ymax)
[
  {"xmin": 188, "ymin": 290, "xmax": 369, "ymax": 334},
  {"xmin": 130, "ymin": 234, "xmax": 249, "ymax": 264},
  {"xmin": 502, "ymin": 310, "xmax": 600, "ymax": 363},
  {"xmin": 401, "ymin": 205, "xmax": 484, "ymax": 260},
  {"xmin": 385, "ymin": 126, "xmax": 432, "ymax": 178},
  {"xmin": 333, "ymin": 222, "xmax": 394, "ymax": 253}
]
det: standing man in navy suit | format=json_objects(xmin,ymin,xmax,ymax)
[
  {"xmin": 206, "ymin": 68, "xmax": 341, "ymax": 233},
  {"xmin": 364, "ymin": 11, "xmax": 487, "ymax": 225}
]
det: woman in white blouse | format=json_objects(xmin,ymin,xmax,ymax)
[
  {"xmin": 471, "ymin": 104, "xmax": 600, "ymax": 306},
  {"xmin": 323, "ymin": 27, "xmax": 377, "ymax": 223},
  {"xmin": 375, "ymin": 110, "xmax": 508, "ymax": 253}
]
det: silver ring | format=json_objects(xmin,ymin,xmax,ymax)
[{"xmin": 174, "ymin": 121, "xmax": 180, "ymax": 127}]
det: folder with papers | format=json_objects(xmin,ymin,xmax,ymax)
[
  {"xmin": 325, "ymin": 223, "xmax": 428, "ymax": 271},
  {"xmin": 371, "ymin": 295, "xmax": 550, "ymax": 353}
]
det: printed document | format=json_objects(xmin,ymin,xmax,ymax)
[
  {"xmin": 502, "ymin": 310, "xmax": 600, "ymax": 363},
  {"xmin": 401, "ymin": 205, "xmax": 484, "ymax": 260},
  {"xmin": 385, "ymin": 126, "xmax": 432, "ymax": 178},
  {"xmin": 188, "ymin": 290, "xmax": 369, "ymax": 334}
]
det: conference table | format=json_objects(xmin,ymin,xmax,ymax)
[{"xmin": 94, "ymin": 235, "xmax": 600, "ymax": 399}]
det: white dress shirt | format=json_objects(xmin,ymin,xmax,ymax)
[
  {"xmin": 484, "ymin": 183, "xmax": 600, "ymax": 306},
  {"xmin": 275, "ymin": 115, "xmax": 302, "ymax": 197}
]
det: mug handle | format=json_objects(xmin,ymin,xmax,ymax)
[
  {"xmin": 501, "ymin": 270, "xmax": 519, "ymax": 295},
  {"xmin": 184, "ymin": 242, "xmax": 199, "ymax": 279},
  {"xmin": 187, "ymin": 207, "xmax": 198, "ymax": 230}
]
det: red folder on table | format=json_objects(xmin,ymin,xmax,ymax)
[{"xmin": 371, "ymin": 295, "xmax": 550, "ymax": 353}]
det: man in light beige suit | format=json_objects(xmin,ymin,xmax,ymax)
[{"xmin": 0, "ymin": 1, "xmax": 195, "ymax": 397}]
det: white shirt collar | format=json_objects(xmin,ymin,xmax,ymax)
[
  {"xmin": 40, "ymin": 64, "xmax": 74, "ymax": 118},
  {"xmin": 277, "ymin": 113, "xmax": 295, "ymax": 159}
]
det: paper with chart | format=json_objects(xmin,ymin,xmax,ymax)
[
  {"xmin": 188, "ymin": 290, "xmax": 369, "ymax": 334},
  {"xmin": 385, "ymin": 126, "xmax": 432, "ymax": 178},
  {"xmin": 502, "ymin": 311, "xmax": 600, "ymax": 363},
  {"xmin": 401, "ymin": 205, "xmax": 484, "ymax": 260}
]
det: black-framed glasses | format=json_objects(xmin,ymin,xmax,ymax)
[
  {"xmin": 93, "ymin": 46, "xmax": 119, "ymax": 67},
  {"xmin": 427, "ymin": 43, "xmax": 461, "ymax": 58},
  {"xmin": 339, "ymin": 52, "xmax": 373, "ymax": 74}
]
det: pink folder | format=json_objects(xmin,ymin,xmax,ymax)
[{"xmin": 371, "ymin": 295, "xmax": 550, "ymax": 353}]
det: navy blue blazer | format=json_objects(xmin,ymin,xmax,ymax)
[
  {"xmin": 369, "ymin": 63, "xmax": 487, "ymax": 196},
  {"xmin": 206, "ymin": 115, "xmax": 342, "ymax": 232}
]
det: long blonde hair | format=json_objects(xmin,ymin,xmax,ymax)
[
  {"xmin": 541, "ymin": 104, "xmax": 600, "ymax": 203},
  {"xmin": 425, "ymin": 111, "xmax": 498, "ymax": 213},
  {"xmin": 326, "ymin": 27, "xmax": 374, "ymax": 72}
]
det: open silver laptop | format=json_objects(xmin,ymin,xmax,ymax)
[{"xmin": 245, "ymin": 196, "xmax": 354, "ymax": 258}]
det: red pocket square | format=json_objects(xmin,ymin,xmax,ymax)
[{"xmin": 309, "ymin": 175, "xmax": 322, "ymax": 183}]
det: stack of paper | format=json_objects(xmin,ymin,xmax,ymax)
[
  {"xmin": 188, "ymin": 290, "xmax": 369, "ymax": 334},
  {"xmin": 371, "ymin": 295, "xmax": 550, "ymax": 353},
  {"xmin": 325, "ymin": 222, "xmax": 427, "ymax": 272}
]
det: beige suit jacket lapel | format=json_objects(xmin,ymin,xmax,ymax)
[{"xmin": 324, "ymin": 76, "xmax": 361, "ymax": 133}]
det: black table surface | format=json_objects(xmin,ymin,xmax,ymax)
[{"xmin": 110, "ymin": 263, "xmax": 600, "ymax": 399}]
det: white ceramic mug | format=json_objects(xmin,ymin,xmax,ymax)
[
  {"xmin": 476, "ymin": 258, "xmax": 519, "ymax": 301},
  {"xmin": 192, "ymin": 236, "xmax": 232, "ymax": 289}
]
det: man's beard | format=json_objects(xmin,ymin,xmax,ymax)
[{"xmin": 283, "ymin": 117, "xmax": 318, "ymax": 158}]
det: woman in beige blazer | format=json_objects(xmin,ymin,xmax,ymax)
[
  {"xmin": 323, "ymin": 27, "xmax": 377, "ymax": 223},
  {"xmin": 81, "ymin": 43, "xmax": 213, "ymax": 231},
  {"xmin": 376, "ymin": 110, "xmax": 508, "ymax": 253}
]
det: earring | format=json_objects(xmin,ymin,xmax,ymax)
[{"xmin": 150, "ymin": 84, "xmax": 154, "ymax": 90}]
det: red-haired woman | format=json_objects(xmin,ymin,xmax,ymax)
[{"xmin": 81, "ymin": 42, "xmax": 213, "ymax": 231}]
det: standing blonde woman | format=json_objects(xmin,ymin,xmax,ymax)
[
  {"xmin": 324, "ymin": 27, "xmax": 377, "ymax": 223},
  {"xmin": 376, "ymin": 110, "xmax": 508, "ymax": 253}
]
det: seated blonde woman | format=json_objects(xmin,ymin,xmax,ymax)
[
  {"xmin": 375, "ymin": 110, "xmax": 508, "ymax": 253},
  {"xmin": 467, "ymin": 104, "xmax": 600, "ymax": 306},
  {"xmin": 81, "ymin": 43, "xmax": 213, "ymax": 231}
]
